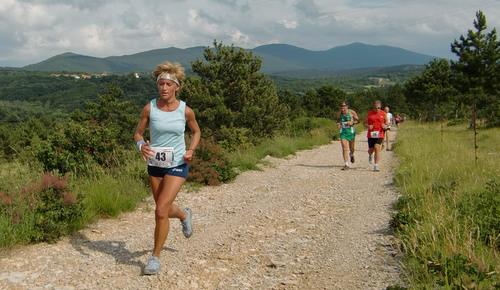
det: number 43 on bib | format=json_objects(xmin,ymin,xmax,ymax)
[{"xmin": 148, "ymin": 147, "xmax": 174, "ymax": 168}]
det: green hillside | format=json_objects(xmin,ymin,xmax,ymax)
[{"xmin": 22, "ymin": 42, "xmax": 436, "ymax": 75}]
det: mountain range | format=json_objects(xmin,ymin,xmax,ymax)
[{"xmin": 23, "ymin": 42, "xmax": 436, "ymax": 75}]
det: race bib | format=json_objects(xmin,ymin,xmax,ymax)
[
  {"xmin": 341, "ymin": 122, "xmax": 351, "ymax": 129},
  {"xmin": 370, "ymin": 131, "xmax": 380, "ymax": 138},
  {"xmin": 148, "ymin": 147, "xmax": 174, "ymax": 168}
]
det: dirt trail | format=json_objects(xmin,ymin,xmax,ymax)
[{"xmin": 0, "ymin": 132, "xmax": 400, "ymax": 289}]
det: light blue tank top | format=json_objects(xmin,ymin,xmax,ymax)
[{"xmin": 149, "ymin": 99, "xmax": 186, "ymax": 168}]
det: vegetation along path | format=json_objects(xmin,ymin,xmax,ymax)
[{"xmin": 0, "ymin": 132, "xmax": 400, "ymax": 289}]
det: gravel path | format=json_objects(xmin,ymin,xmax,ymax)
[{"xmin": 0, "ymin": 132, "xmax": 400, "ymax": 289}]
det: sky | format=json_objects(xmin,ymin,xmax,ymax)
[{"xmin": 0, "ymin": 0, "xmax": 499, "ymax": 66}]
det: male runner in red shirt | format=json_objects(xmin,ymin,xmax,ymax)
[{"xmin": 366, "ymin": 100, "xmax": 389, "ymax": 171}]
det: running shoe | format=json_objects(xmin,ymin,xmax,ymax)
[
  {"xmin": 350, "ymin": 153, "xmax": 355, "ymax": 164},
  {"xmin": 368, "ymin": 154, "xmax": 373, "ymax": 165},
  {"xmin": 181, "ymin": 208, "xmax": 193, "ymax": 238},
  {"xmin": 373, "ymin": 164, "xmax": 380, "ymax": 172},
  {"xmin": 144, "ymin": 256, "xmax": 161, "ymax": 275},
  {"xmin": 341, "ymin": 165, "xmax": 349, "ymax": 170}
]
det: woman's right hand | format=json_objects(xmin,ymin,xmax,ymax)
[
  {"xmin": 369, "ymin": 125, "xmax": 374, "ymax": 130},
  {"xmin": 141, "ymin": 141, "xmax": 155, "ymax": 161}
]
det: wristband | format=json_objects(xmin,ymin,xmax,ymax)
[{"xmin": 136, "ymin": 140, "xmax": 146, "ymax": 152}]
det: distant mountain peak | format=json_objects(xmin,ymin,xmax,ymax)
[{"xmin": 52, "ymin": 52, "xmax": 79, "ymax": 57}]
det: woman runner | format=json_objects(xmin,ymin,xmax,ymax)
[{"xmin": 134, "ymin": 61, "xmax": 201, "ymax": 275}]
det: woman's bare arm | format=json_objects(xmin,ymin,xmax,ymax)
[
  {"xmin": 134, "ymin": 104, "xmax": 154, "ymax": 160},
  {"xmin": 184, "ymin": 106, "xmax": 201, "ymax": 162}
]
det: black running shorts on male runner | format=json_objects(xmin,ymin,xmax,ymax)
[{"xmin": 368, "ymin": 138, "xmax": 384, "ymax": 148}]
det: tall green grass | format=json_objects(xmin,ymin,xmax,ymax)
[
  {"xmin": 393, "ymin": 122, "xmax": 499, "ymax": 289},
  {"xmin": 227, "ymin": 117, "xmax": 338, "ymax": 171}
]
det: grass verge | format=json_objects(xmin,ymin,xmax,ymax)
[
  {"xmin": 228, "ymin": 117, "xmax": 338, "ymax": 171},
  {"xmin": 392, "ymin": 122, "xmax": 499, "ymax": 289}
]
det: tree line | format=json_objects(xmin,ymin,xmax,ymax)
[{"xmin": 405, "ymin": 11, "xmax": 499, "ymax": 127}]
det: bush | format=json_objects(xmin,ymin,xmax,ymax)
[
  {"xmin": 216, "ymin": 126, "xmax": 252, "ymax": 152},
  {"xmin": 188, "ymin": 138, "xmax": 237, "ymax": 185},
  {"xmin": 34, "ymin": 120, "xmax": 122, "ymax": 175},
  {"xmin": 290, "ymin": 117, "xmax": 315, "ymax": 134},
  {"xmin": 0, "ymin": 173, "xmax": 84, "ymax": 244}
]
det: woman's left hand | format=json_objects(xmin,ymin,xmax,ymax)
[{"xmin": 184, "ymin": 149, "xmax": 194, "ymax": 163}]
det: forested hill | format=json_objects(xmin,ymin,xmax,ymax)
[{"xmin": 23, "ymin": 42, "xmax": 435, "ymax": 75}]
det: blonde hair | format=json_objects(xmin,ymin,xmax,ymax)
[{"xmin": 153, "ymin": 61, "xmax": 185, "ymax": 93}]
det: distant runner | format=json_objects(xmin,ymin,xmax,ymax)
[
  {"xmin": 336, "ymin": 101, "xmax": 359, "ymax": 170},
  {"xmin": 394, "ymin": 114, "xmax": 402, "ymax": 127},
  {"xmin": 383, "ymin": 106, "xmax": 393, "ymax": 151},
  {"xmin": 134, "ymin": 61, "xmax": 201, "ymax": 275},
  {"xmin": 366, "ymin": 100, "xmax": 389, "ymax": 172}
]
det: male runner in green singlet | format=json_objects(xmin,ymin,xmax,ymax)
[{"xmin": 337, "ymin": 101, "xmax": 359, "ymax": 170}]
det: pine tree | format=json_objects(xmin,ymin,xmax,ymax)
[
  {"xmin": 451, "ymin": 11, "xmax": 500, "ymax": 127},
  {"xmin": 182, "ymin": 41, "xmax": 289, "ymax": 139}
]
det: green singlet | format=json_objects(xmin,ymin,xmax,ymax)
[{"xmin": 339, "ymin": 111, "xmax": 356, "ymax": 141}]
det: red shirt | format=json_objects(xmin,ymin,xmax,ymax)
[{"xmin": 367, "ymin": 110, "xmax": 387, "ymax": 139}]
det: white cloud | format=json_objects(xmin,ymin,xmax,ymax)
[
  {"xmin": 81, "ymin": 25, "xmax": 111, "ymax": 51},
  {"xmin": 188, "ymin": 9, "xmax": 219, "ymax": 35},
  {"xmin": 0, "ymin": 0, "xmax": 499, "ymax": 66},
  {"xmin": 230, "ymin": 29, "xmax": 250, "ymax": 44},
  {"xmin": 278, "ymin": 19, "xmax": 298, "ymax": 29}
]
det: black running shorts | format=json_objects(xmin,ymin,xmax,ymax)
[{"xmin": 368, "ymin": 138, "xmax": 384, "ymax": 148}]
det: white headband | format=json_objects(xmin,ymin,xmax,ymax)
[{"xmin": 156, "ymin": 72, "xmax": 180, "ymax": 86}]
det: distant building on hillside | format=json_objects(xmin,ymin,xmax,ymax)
[{"xmin": 364, "ymin": 77, "xmax": 395, "ymax": 89}]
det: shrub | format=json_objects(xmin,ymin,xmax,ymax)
[
  {"xmin": 216, "ymin": 126, "xmax": 252, "ymax": 152},
  {"xmin": 188, "ymin": 138, "xmax": 236, "ymax": 185},
  {"xmin": 290, "ymin": 117, "xmax": 315, "ymax": 134},
  {"xmin": 1, "ymin": 173, "xmax": 84, "ymax": 244},
  {"xmin": 34, "ymin": 121, "xmax": 122, "ymax": 175},
  {"xmin": 30, "ymin": 174, "xmax": 83, "ymax": 242}
]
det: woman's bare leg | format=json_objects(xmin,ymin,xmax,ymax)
[
  {"xmin": 151, "ymin": 175, "xmax": 186, "ymax": 257},
  {"xmin": 150, "ymin": 176, "xmax": 186, "ymax": 220}
]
